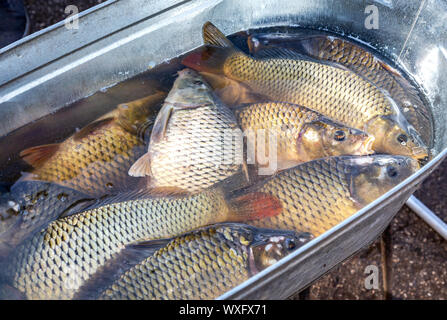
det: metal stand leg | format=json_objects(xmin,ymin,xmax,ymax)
[{"xmin": 406, "ymin": 195, "xmax": 447, "ymax": 240}]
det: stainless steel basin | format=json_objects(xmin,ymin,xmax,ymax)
[{"xmin": 1, "ymin": 0, "xmax": 446, "ymax": 299}]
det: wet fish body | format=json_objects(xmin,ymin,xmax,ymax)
[
  {"xmin": 97, "ymin": 223, "xmax": 312, "ymax": 300},
  {"xmin": 20, "ymin": 93, "xmax": 165, "ymax": 197},
  {"xmin": 182, "ymin": 23, "xmax": 428, "ymax": 160},
  {"xmin": 234, "ymin": 102, "xmax": 374, "ymax": 170},
  {"xmin": 229, "ymin": 155, "xmax": 419, "ymax": 236},
  {"xmin": 129, "ymin": 69, "xmax": 243, "ymax": 193},
  {"xmin": 247, "ymin": 33, "xmax": 433, "ymax": 146},
  {"xmin": 1, "ymin": 188, "xmax": 240, "ymax": 300},
  {"xmin": 1, "ymin": 181, "xmax": 279, "ymax": 300}
]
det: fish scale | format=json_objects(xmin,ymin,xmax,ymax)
[
  {"xmin": 19, "ymin": 93, "xmax": 166, "ymax": 198},
  {"xmin": 247, "ymin": 33, "xmax": 433, "ymax": 146},
  {"xmin": 234, "ymin": 102, "xmax": 374, "ymax": 168},
  {"xmin": 226, "ymin": 55, "xmax": 392, "ymax": 130},
  {"xmin": 96, "ymin": 224, "xmax": 311, "ymax": 300},
  {"xmin": 97, "ymin": 226, "xmax": 250, "ymax": 300},
  {"xmin": 35, "ymin": 128, "xmax": 145, "ymax": 195},
  {"xmin": 148, "ymin": 103, "xmax": 241, "ymax": 193},
  {"xmin": 312, "ymin": 36, "xmax": 433, "ymax": 146},
  {"xmin": 1, "ymin": 188, "xmax": 233, "ymax": 300}
]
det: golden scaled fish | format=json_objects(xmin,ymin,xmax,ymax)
[
  {"xmin": 129, "ymin": 69, "xmax": 244, "ymax": 194},
  {"xmin": 0, "ymin": 188, "xmax": 280, "ymax": 300},
  {"xmin": 182, "ymin": 22, "xmax": 428, "ymax": 161},
  {"xmin": 19, "ymin": 92, "xmax": 166, "ymax": 197},
  {"xmin": 229, "ymin": 155, "xmax": 419, "ymax": 236},
  {"xmin": 95, "ymin": 223, "xmax": 312, "ymax": 300},
  {"xmin": 247, "ymin": 33, "xmax": 433, "ymax": 147},
  {"xmin": 234, "ymin": 102, "xmax": 374, "ymax": 170}
]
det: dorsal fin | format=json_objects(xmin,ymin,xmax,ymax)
[
  {"xmin": 202, "ymin": 22, "xmax": 235, "ymax": 48},
  {"xmin": 75, "ymin": 184, "xmax": 192, "ymax": 212},
  {"xmin": 183, "ymin": 23, "xmax": 243, "ymax": 74},
  {"xmin": 254, "ymin": 47, "xmax": 350, "ymax": 72},
  {"xmin": 73, "ymin": 117, "xmax": 115, "ymax": 141},
  {"xmin": 376, "ymin": 58, "xmax": 426, "ymax": 108},
  {"xmin": 146, "ymin": 186, "xmax": 191, "ymax": 197},
  {"xmin": 248, "ymin": 33, "xmax": 317, "ymax": 54},
  {"xmin": 20, "ymin": 143, "xmax": 60, "ymax": 167}
]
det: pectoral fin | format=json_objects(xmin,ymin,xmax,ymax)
[{"xmin": 128, "ymin": 152, "xmax": 152, "ymax": 177}]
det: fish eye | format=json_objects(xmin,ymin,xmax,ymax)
[
  {"xmin": 397, "ymin": 134, "xmax": 408, "ymax": 145},
  {"xmin": 334, "ymin": 130, "xmax": 346, "ymax": 141},
  {"xmin": 193, "ymin": 80, "xmax": 203, "ymax": 85},
  {"xmin": 386, "ymin": 165, "xmax": 398, "ymax": 178},
  {"xmin": 285, "ymin": 239, "xmax": 296, "ymax": 251}
]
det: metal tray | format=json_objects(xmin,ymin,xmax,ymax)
[{"xmin": 1, "ymin": 0, "xmax": 446, "ymax": 299}]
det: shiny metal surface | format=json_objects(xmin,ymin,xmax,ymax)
[
  {"xmin": 0, "ymin": 0, "xmax": 446, "ymax": 299},
  {"xmin": 407, "ymin": 195, "xmax": 447, "ymax": 240}
]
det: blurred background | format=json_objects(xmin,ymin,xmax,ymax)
[{"xmin": 1, "ymin": 0, "xmax": 446, "ymax": 300}]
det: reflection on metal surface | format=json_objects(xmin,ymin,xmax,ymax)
[
  {"xmin": 406, "ymin": 195, "xmax": 447, "ymax": 240},
  {"xmin": 417, "ymin": 46, "xmax": 440, "ymax": 94}
]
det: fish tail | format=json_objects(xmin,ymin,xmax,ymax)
[
  {"xmin": 227, "ymin": 192, "xmax": 282, "ymax": 221},
  {"xmin": 182, "ymin": 46, "xmax": 238, "ymax": 74},
  {"xmin": 182, "ymin": 22, "xmax": 243, "ymax": 75}
]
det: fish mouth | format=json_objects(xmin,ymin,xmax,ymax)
[
  {"xmin": 357, "ymin": 136, "xmax": 375, "ymax": 155},
  {"xmin": 411, "ymin": 146, "xmax": 430, "ymax": 161}
]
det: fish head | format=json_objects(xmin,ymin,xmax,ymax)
[
  {"xmin": 297, "ymin": 119, "xmax": 375, "ymax": 160},
  {"xmin": 347, "ymin": 155, "xmax": 419, "ymax": 205},
  {"xmin": 164, "ymin": 69, "xmax": 215, "ymax": 106},
  {"xmin": 367, "ymin": 116, "xmax": 429, "ymax": 161},
  {"xmin": 115, "ymin": 92, "xmax": 165, "ymax": 134},
  {"xmin": 247, "ymin": 228, "xmax": 313, "ymax": 272}
]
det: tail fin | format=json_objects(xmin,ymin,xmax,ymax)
[
  {"xmin": 182, "ymin": 22, "xmax": 243, "ymax": 74},
  {"xmin": 200, "ymin": 72, "xmax": 265, "ymax": 106},
  {"xmin": 182, "ymin": 46, "xmax": 237, "ymax": 74},
  {"xmin": 228, "ymin": 191, "xmax": 282, "ymax": 221}
]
